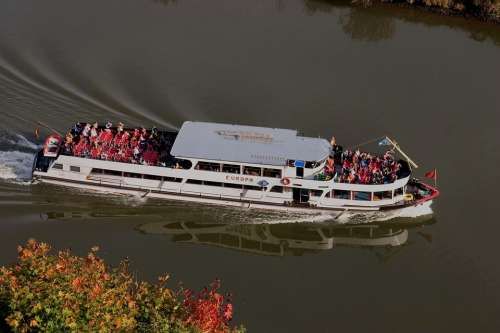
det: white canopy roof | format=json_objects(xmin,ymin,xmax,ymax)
[{"xmin": 170, "ymin": 121, "xmax": 331, "ymax": 166}]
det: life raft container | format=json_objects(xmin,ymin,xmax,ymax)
[
  {"xmin": 280, "ymin": 177, "xmax": 291, "ymax": 186},
  {"xmin": 403, "ymin": 193, "xmax": 414, "ymax": 201}
]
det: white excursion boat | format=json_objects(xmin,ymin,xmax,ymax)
[{"xmin": 32, "ymin": 121, "xmax": 439, "ymax": 214}]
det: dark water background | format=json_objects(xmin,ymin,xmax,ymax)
[{"xmin": 1, "ymin": 0, "xmax": 500, "ymax": 332}]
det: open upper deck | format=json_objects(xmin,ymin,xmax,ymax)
[{"xmin": 170, "ymin": 121, "xmax": 332, "ymax": 166}]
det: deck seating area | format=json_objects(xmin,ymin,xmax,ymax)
[
  {"xmin": 323, "ymin": 146, "xmax": 404, "ymax": 185},
  {"xmin": 61, "ymin": 122, "xmax": 180, "ymax": 167}
]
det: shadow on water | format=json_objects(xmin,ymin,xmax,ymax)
[
  {"xmin": 304, "ymin": 0, "xmax": 500, "ymax": 45},
  {"xmin": 151, "ymin": 0, "xmax": 500, "ymax": 44},
  {"xmin": 305, "ymin": 0, "xmax": 396, "ymax": 41}
]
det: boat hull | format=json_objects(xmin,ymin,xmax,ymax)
[{"xmin": 34, "ymin": 174, "xmax": 435, "ymax": 215}]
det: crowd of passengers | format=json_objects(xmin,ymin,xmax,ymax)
[
  {"xmin": 62, "ymin": 122, "xmax": 181, "ymax": 167},
  {"xmin": 324, "ymin": 137, "xmax": 401, "ymax": 185}
]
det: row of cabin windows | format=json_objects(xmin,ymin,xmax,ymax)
[
  {"xmin": 85, "ymin": 168, "xmax": 405, "ymax": 198},
  {"xmin": 90, "ymin": 168, "xmax": 276, "ymax": 190},
  {"xmin": 91, "ymin": 168, "xmax": 182, "ymax": 182},
  {"xmin": 186, "ymin": 179, "xmax": 264, "ymax": 191},
  {"xmin": 195, "ymin": 162, "xmax": 282, "ymax": 178},
  {"xmin": 52, "ymin": 164, "xmax": 80, "ymax": 172},
  {"xmin": 325, "ymin": 187, "xmax": 405, "ymax": 200}
]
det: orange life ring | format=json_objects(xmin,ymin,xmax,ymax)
[{"xmin": 281, "ymin": 177, "xmax": 291, "ymax": 186}]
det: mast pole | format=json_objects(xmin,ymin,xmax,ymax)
[{"xmin": 385, "ymin": 136, "xmax": 419, "ymax": 169}]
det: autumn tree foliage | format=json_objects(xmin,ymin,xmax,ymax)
[{"xmin": 0, "ymin": 239, "xmax": 244, "ymax": 333}]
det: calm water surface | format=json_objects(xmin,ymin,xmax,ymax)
[{"xmin": 1, "ymin": 0, "xmax": 500, "ymax": 332}]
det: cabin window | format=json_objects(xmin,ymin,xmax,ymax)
[
  {"xmin": 186, "ymin": 179, "xmax": 202, "ymax": 185},
  {"xmin": 305, "ymin": 161, "xmax": 321, "ymax": 169},
  {"xmin": 224, "ymin": 183, "xmax": 243, "ymax": 189},
  {"xmin": 204, "ymin": 181, "xmax": 223, "ymax": 187},
  {"xmin": 309, "ymin": 189, "xmax": 323, "ymax": 197},
  {"xmin": 222, "ymin": 164, "xmax": 240, "ymax": 174},
  {"xmin": 326, "ymin": 190, "xmax": 332, "ymax": 198},
  {"xmin": 123, "ymin": 172, "xmax": 141, "ymax": 178},
  {"xmin": 196, "ymin": 161, "xmax": 221, "ymax": 172},
  {"xmin": 104, "ymin": 169, "xmax": 123, "ymax": 177},
  {"xmin": 243, "ymin": 166, "xmax": 261, "ymax": 176},
  {"xmin": 287, "ymin": 160, "xmax": 295, "ymax": 167},
  {"xmin": 333, "ymin": 190, "xmax": 350, "ymax": 199},
  {"xmin": 394, "ymin": 187, "xmax": 404, "ymax": 196},
  {"xmin": 353, "ymin": 191, "xmax": 371, "ymax": 201},
  {"xmin": 270, "ymin": 186, "xmax": 284, "ymax": 193},
  {"xmin": 164, "ymin": 177, "xmax": 182, "ymax": 183},
  {"xmin": 169, "ymin": 159, "xmax": 192, "ymax": 170},
  {"xmin": 373, "ymin": 191, "xmax": 393, "ymax": 200},
  {"xmin": 70, "ymin": 166, "xmax": 80, "ymax": 173},
  {"xmin": 243, "ymin": 185, "xmax": 262, "ymax": 191},
  {"xmin": 52, "ymin": 163, "xmax": 63, "ymax": 170},
  {"xmin": 91, "ymin": 168, "xmax": 103, "ymax": 174},
  {"xmin": 144, "ymin": 174, "xmax": 162, "ymax": 180},
  {"xmin": 263, "ymin": 168, "xmax": 281, "ymax": 178},
  {"xmin": 175, "ymin": 159, "xmax": 192, "ymax": 170}
]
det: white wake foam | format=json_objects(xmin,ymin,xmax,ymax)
[
  {"xmin": 0, "ymin": 150, "xmax": 34, "ymax": 182},
  {"xmin": 0, "ymin": 133, "xmax": 39, "ymax": 183},
  {"xmin": 8, "ymin": 134, "xmax": 40, "ymax": 150},
  {"xmin": 256, "ymin": 201, "xmax": 434, "ymax": 225}
]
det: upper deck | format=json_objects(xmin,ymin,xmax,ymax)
[
  {"xmin": 170, "ymin": 121, "xmax": 332, "ymax": 166},
  {"xmin": 39, "ymin": 120, "xmax": 410, "ymax": 189}
]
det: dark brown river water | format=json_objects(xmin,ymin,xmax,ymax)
[{"xmin": 1, "ymin": 0, "xmax": 500, "ymax": 332}]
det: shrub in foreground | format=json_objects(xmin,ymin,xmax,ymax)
[{"xmin": 0, "ymin": 240, "xmax": 244, "ymax": 333}]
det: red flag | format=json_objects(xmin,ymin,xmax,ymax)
[{"xmin": 424, "ymin": 169, "xmax": 437, "ymax": 180}]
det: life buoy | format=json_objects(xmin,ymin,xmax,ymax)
[{"xmin": 281, "ymin": 177, "xmax": 291, "ymax": 186}]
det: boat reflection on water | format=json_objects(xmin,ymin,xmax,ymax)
[
  {"xmin": 40, "ymin": 206, "xmax": 435, "ymax": 258},
  {"xmin": 137, "ymin": 217, "xmax": 435, "ymax": 257}
]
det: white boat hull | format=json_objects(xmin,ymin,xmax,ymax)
[{"xmin": 36, "ymin": 175, "xmax": 434, "ymax": 216}]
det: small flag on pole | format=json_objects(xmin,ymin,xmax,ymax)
[
  {"xmin": 424, "ymin": 169, "xmax": 438, "ymax": 187},
  {"xmin": 424, "ymin": 169, "xmax": 437, "ymax": 180},
  {"xmin": 378, "ymin": 137, "xmax": 392, "ymax": 146}
]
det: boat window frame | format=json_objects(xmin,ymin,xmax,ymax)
[
  {"xmin": 222, "ymin": 163, "xmax": 241, "ymax": 174},
  {"xmin": 243, "ymin": 166, "xmax": 262, "ymax": 176},
  {"xmin": 333, "ymin": 189, "xmax": 351, "ymax": 200},
  {"xmin": 103, "ymin": 169, "xmax": 123, "ymax": 177},
  {"xmin": 263, "ymin": 168, "xmax": 282, "ymax": 178},
  {"xmin": 164, "ymin": 177, "xmax": 183, "ymax": 183},
  {"xmin": 243, "ymin": 184, "xmax": 262, "ymax": 191},
  {"xmin": 270, "ymin": 186, "xmax": 284, "ymax": 193},
  {"xmin": 204, "ymin": 181, "xmax": 223, "ymax": 187},
  {"xmin": 144, "ymin": 174, "xmax": 162, "ymax": 181},
  {"xmin": 195, "ymin": 161, "xmax": 221, "ymax": 172},
  {"xmin": 373, "ymin": 190, "xmax": 393, "ymax": 200},
  {"xmin": 353, "ymin": 191, "xmax": 371, "ymax": 201},
  {"xmin": 123, "ymin": 171, "xmax": 141, "ymax": 178},
  {"xmin": 309, "ymin": 189, "xmax": 323, "ymax": 197},
  {"xmin": 186, "ymin": 179, "xmax": 203, "ymax": 185},
  {"xmin": 224, "ymin": 183, "xmax": 243, "ymax": 189}
]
